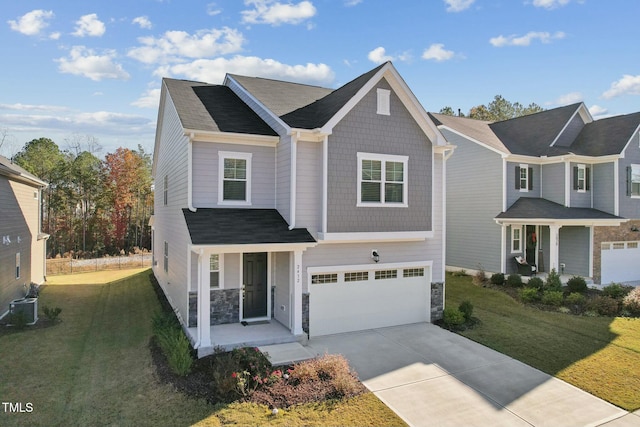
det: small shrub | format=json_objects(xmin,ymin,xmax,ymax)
[
  {"xmin": 622, "ymin": 287, "xmax": 640, "ymax": 316},
  {"xmin": 490, "ymin": 273, "xmax": 505, "ymax": 286},
  {"xmin": 443, "ymin": 307, "xmax": 465, "ymax": 328},
  {"xmin": 6, "ymin": 311, "xmax": 28, "ymax": 330},
  {"xmin": 42, "ymin": 306, "xmax": 62, "ymax": 322},
  {"xmin": 525, "ymin": 276, "xmax": 544, "ymax": 290},
  {"xmin": 451, "ymin": 269, "xmax": 467, "ymax": 277},
  {"xmin": 520, "ymin": 287, "xmax": 540, "ymax": 303},
  {"xmin": 544, "ymin": 269, "xmax": 562, "ymax": 292},
  {"xmin": 602, "ymin": 283, "xmax": 632, "ymax": 300},
  {"xmin": 566, "ymin": 276, "xmax": 588, "ymax": 294},
  {"xmin": 565, "ymin": 292, "xmax": 587, "ymax": 313},
  {"xmin": 458, "ymin": 300, "xmax": 474, "ymax": 322},
  {"xmin": 558, "ymin": 306, "xmax": 572, "ymax": 314},
  {"xmin": 151, "ymin": 311, "xmax": 193, "ymax": 376},
  {"xmin": 472, "ymin": 266, "xmax": 488, "ymax": 286},
  {"xmin": 506, "ymin": 274, "xmax": 523, "ymax": 288},
  {"xmin": 541, "ymin": 291, "xmax": 564, "ymax": 307},
  {"xmin": 587, "ymin": 296, "xmax": 620, "ymax": 317}
]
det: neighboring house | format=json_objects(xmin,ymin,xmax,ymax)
[
  {"xmin": 151, "ymin": 62, "xmax": 453, "ymax": 357},
  {"xmin": 431, "ymin": 104, "xmax": 640, "ymax": 284},
  {"xmin": 0, "ymin": 155, "xmax": 48, "ymax": 316}
]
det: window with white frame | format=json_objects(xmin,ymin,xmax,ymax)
[
  {"xmin": 163, "ymin": 241, "xmax": 169, "ymax": 273},
  {"xmin": 375, "ymin": 269, "xmax": 398, "ymax": 280},
  {"xmin": 311, "ymin": 273, "xmax": 338, "ymax": 284},
  {"xmin": 628, "ymin": 164, "xmax": 640, "ymax": 197},
  {"xmin": 515, "ymin": 164, "xmax": 532, "ymax": 192},
  {"xmin": 511, "ymin": 226, "xmax": 522, "ymax": 253},
  {"xmin": 574, "ymin": 164, "xmax": 590, "ymax": 192},
  {"xmin": 345, "ymin": 271, "xmax": 368, "ymax": 282},
  {"xmin": 15, "ymin": 253, "xmax": 20, "ymax": 279},
  {"xmin": 357, "ymin": 153, "xmax": 408, "ymax": 206},
  {"xmin": 377, "ymin": 88, "xmax": 390, "ymax": 115},
  {"xmin": 219, "ymin": 151, "xmax": 252, "ymax": 204},
  {"xmin": 163, "ymin": 174, "xmax": 168, "ymax": 206},
  {"xmin": 403, "ymin": 268, "xmax": 424, "ymax": 277},
  {"xmin": 210, "ymin": 254, "xmax": 220, "ymax": 288}
]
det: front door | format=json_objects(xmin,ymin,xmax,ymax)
[
  {"xmin": 526, "ymin": 225, "xmax": 537, "ymax": 267},
  {"xmin": 243, "ymin": 252, "xmax": 268, "ymax": 319}
]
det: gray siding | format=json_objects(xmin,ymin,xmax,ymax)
[
  {"xmin": 506, "ymin": 162, "xmax": 541, "ymax": 208},
  {"xmin": 619, "ymin": 131, "xmax": 640, "ymax": 219},
  {"xmin": 559, "ymin": 226, "xmax": 590, "ymax": 276},
  {"xmin": 152, "ymin": 90, "xmax": 191, "ymax": 325},
  {"xmin": 327, "ymin": 79, "xmax": 432, "ymax": 232},
  {"xmin": 295, "ymin": 141, "xmax": 322, "ymax": 235},
  {"xmin": 191, "ymin": 141, "xmax": 276, "ymax": 209},
  {"xmin": 554, "ymin": 113, "xmax": 585, "ymax": 147},
  {"xmin": 593, "ymin": 162, "xmax": 615, "ymax": 215},
  {"xmin": 272, "ymin": 252, "xmax": 290, "ymax": 326},
  {"xmin": 277, "ymin": 135, "xmax": 292, "ymax": 223},
  {"xmin": 569, "ymin": 162, "xmax": 593, "ymax": 208},
  {"xmin": 541, "ymin": 163, "xmax": 565, "ymax": 205},
  {"xmin": 445, "ymin": 130, "xmax": 503, "ymax": 273}
]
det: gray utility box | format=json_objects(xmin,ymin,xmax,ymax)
[{"xmin": 9, "ymin": 298, "xmax": 38, "ymax": 325}]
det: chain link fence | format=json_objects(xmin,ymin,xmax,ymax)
[{"xmin": 47, "ymin": 253, "xmax": 153, "ymax": 276}]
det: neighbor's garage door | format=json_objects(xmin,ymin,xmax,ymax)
[
  {"xmin": 309, "ymin": 264, "xmax": 431, "ymax": 337},
  {"xmin": 601, "ymin": 241, "xmax": 640, "ymax": 284}
]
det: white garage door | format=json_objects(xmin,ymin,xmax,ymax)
[
  {"xmin": 308, "ymin": 263, "xmax": 431, "ymax": 337},
  {"xmin": 601, "ymin": 241, "xmax": 640, "ymax": 284}
]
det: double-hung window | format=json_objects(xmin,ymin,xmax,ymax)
[
  {"xmin": 573, "ymin": 164, "xmax": 590, "ymax": 192},
  {"xmin": 515, "ymin": 164, "xmax": 533, "ymax": 192},
  {"xmin": 511, "ymin": 226, "xmax": 522, "ymax": 253},
  {"xmin": 210, "ymin": 254, "xmax": 221, "ymax": 288},
  {"xmin": 218, "ymin": 151, "xmax": 252, "ymax": 205},
  {"xmin": 357, "ymin": 153, "xmax": 408, "ymax": 207},
  {"xmin": 628, "ymin": 164, "xmax": 640, "ymax": 197},
  {"xmin": 163, "ymin": 241, "xmax": 169, "ymax": 273}
]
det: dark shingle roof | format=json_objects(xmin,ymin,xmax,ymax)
[
  {"xmin": 489, "ymin": 103, "xmax": 581, "ymax": 156},
  {"xmin": 495, "ymin": 197, "xmax": 623, "ymax": 221},
  {"xmin": 163, "ymin": 78, "xmax": 277, "ymax": 136},
  {"xmin": 182, "ymin": 208, "xmax": 315, "ymax": 245},
  {"xmin": 569, "ymin": 112, "xmax": 640, "ymax": 156}
]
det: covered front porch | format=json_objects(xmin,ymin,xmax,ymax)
[{"xmin": 495, "ymin": 198, "xmax": 627, "ymax": 278}]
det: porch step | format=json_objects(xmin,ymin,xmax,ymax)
[{"xmin": 259, "ymin": 342, "xmax": 316, "ymax": 366}]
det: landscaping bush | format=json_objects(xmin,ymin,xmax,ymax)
[
  {"xmin": 525, "ymin": 276, "xmax": 544, "ymax": 290},
  {"xmin": 443, "ymin": 307, "xmax": 465, "ymax": 328},
  {"xmin": 565, "ymin": 292, "xmax": 587, "ymax": 314},
  {"xmin": 490, "ymin": 272, "xmax": 505, "ymax": 286},
  {"xmin": 520, "ymin": 287, "xmax": 540, "ymax": 303},
  {"xmin": 506, "ymin": 274, "xmax": 523, "ymax": 287},
  {"xmin": 6, "ymin": 310, "xmax": 28, "ymax": 330},
  {"xmin": 541, "ymin": 290, "xmax": 564, "ymax": 307},
  {"xmin": 544, "ymin": 269, "xmax": 562, "ymax": 292},
  {"xmin": 623, "ymin": 287, "xmax": 640, "ymax": 316},
  {"xmin": 458, "ymin": 300, "xmax": 474, "ymax": 322},
  {"xmin": 566, "ymin": 276, "xmax": 588, "ymax": 294},
  {"xmin": 42, "ymin": 306, "xmax": 62, "ymax": 322},
  {"xmin": 472, "ymin": 266, "xmax": 488, "ymax": 286},
  {"xmin": 602, "ymin": 283, "xmax": 632, "ymax": 300},
  {"xmin": 152, "ymin": 311, "xmax": 193, "ymax": 376},
  {"xmin": 587, "ymin": 296, "xmax": 620, "ymax": 317}
]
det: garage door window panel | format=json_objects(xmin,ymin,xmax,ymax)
[{"xmin": 375, "ymin": 269, "xmax": 398, "ymax": 280}]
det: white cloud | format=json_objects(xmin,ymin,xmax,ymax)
[
  {"xmin": 8, "ymin": 9, "xmax": 54, "ymax": 36},
  {"xmin": 422, "ymin": 43, "xmax": 455, "ymax": 62},
  {"xmin": 589, "ymin": 105, "xmax": 608, "ymax": 118},
  {"xmin": 132, "ymin": 16, "xmax": 152, "ymax": 29},
  {"xmin": 490, "ymin": 31, "xmax": 565, "ymax": 47},
  {"xmin": 0, "ymin": 103, "xmax": 69, "ymax": 113},
  {"xmin": 132, "ymin": 88, "xmax": 162, "ymax": 109},
  {"xmin": 157, "ymin": 55, "xmax": 334, "ymax": 86},
  {"xmin": 444, "ymin": 0, "xmax": 475, "ymax": 12},
  {"xmin": 49, "ymin": 32, "xmax": 61, "ymax": 40},
  {"xmin": 207, "ymin": 3, "xmax": 222, "ymax": 15},
  {"xmin": 128, "ymin": 27, "xmax": 244, "ymax": 64},
  {"xmin": 553, "ymin": 92, "xmax": 583, "ymax": 105},
  {"xmin": 531, "ymin": 0, "xmax": 571, "ymax": 9},
  {"xmin": 345, "ymin": 0, "xmax": 363, "ymax": 6},
  {"xmin": 57, "ymin": 46, "xmax": 130, "ymax": 81},
  {"xmin": 241, "ymin": 0, "xmax": 317, "ymax": 26},
  {"xmin": 602, "ymin": 74, "xmax": 640, "ymax": 99},
  {"xmin": 367, "ymin": 46, "xmax": 394, "ymax": 64},
  {"xmin": 73, "ymin": 13, "xmax": 106, "ymax": 37}
]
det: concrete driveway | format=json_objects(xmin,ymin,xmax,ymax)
[{"xmin": 305, "ymin": 323, "xmax": 633, "ymax": 427}]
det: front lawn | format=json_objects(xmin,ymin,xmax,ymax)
[
  {"xmin": 445, "ymin": 272, "xmax": 640, "ymax": 411},
  {"xmin": 0, "ymin": 269, "xmax": 404, "ymax": 427}
]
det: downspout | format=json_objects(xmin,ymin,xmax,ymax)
[
  {"xmin": 322, "ymin": 135, "xmax": 328, "ymax": 235},
  {"xmin": 188, "ymin": 134, "xmax": 196, "ymax": 212},
  {"xmin": 289, "ymin": 133, "xmax": 298, "ymax": 230}
]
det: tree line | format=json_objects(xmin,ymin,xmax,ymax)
[
  {"xmin": 13, "ymin": 137, "xmax": 153, "ymax": 259},
  {"xmin": 440, "ymin": 95, "xmax": 544, "ymax": 121}
]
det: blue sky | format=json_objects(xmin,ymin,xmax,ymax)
[{"xmin": 1, "ymin": 0, "xmax": 639, "ymax": 157}]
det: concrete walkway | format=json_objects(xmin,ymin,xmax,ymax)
[{"xmin": 301, "ymin": 323, "xmax": 632, "ymax": 427}]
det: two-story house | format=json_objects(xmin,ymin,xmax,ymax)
[
  {"xmin": 432, "ymin": 104, "xmax": 640, "ymax": 284},
  {"xmin": 151, "ymin": 62, "xmax": 453, "ymax": 357},
  {"xmin": 0, "ymin": 155, "xmax": 48, "ymax": 317}
]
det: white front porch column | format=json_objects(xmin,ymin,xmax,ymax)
[
  {"xmin": 197, "ymin": 250, "xmax": 211, "ymax": 348},
  {"xmin": 291, "ymin": 249, "xmax": 303, "ymax": 335},
  {"xmin": 549, "ymin": 225, "xmax": 561, "ymax": 272}
]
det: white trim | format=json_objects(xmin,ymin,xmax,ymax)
[
  {"xmin": 322, "ymin": 135, "xmax": 328, "ymax": 234},
  {"xmin": 496, "ymin": 218, "xmax": 628, "ymax": 227},
  {"xmin": 185, "ymin": 129, "xmax": 278, "ymax": 147},
  {"xmin": 500, "ymin": 224, "xmax": 506, "ymax": 273},
  {"xmin": 356, "ymin": 152, "xmax": 409, "ymax": 207},
  {"xmin": 617, "ymin": 124, "xmax": 640, "ymax": 158},
  {"xmin": 289, "ymin": 133, "xmax": 298, "ymax": 229},
  {"xmin": 614, "ymin": 159, "xmax": 620, "ymax": 216},
  {"xmin": 502, "ymin": 157, "xmax": 507, "ymax": 212},
  {"xmin": 549, "ymin": 104, "xmax": 590, "ymax": 147},
  {"xmin": 317, "ymin": 231, "xmax": 433, "ymax": 242},
  {"xmin": 376, "ymin": 88, "xmax": 390, "ymax": 115},
  {"xmin": 565, "ymin": 160, "xmax": 571, "ymax": 206},
  {"xmin": 519, "ymin": 163, "xmax": 529, "ymax": 192},
  {"xmin": 576, "ymin": 164, "xmax": 587, "ymax": 193},
  {"xmin": 589, "ymin": 226, "xmax": 594, "ymax": 278},
  {"xmin": 209, "ymin": 253, "xmax": 224, "ymax": 289},
  {"xmin": 438, "ymin": 125, "xmax": 508, "ymax": 156},
  {"xmin": 218, "ymin": 151, "xmax": 252, "ymax": 206},
  {"xmin": 307, "ymin": 260, "xmax": 432, "ymax": 276},
  {"xmin": 190, "ymin": 242, "xmax": 317, "ymax": 254},
  {"xmin": 511, "ymin": 225, "xmax": 523, "ymax": 253},
  {"xmin": 187, "ymin": 141, "xmax": 196, "ymax": 212}
]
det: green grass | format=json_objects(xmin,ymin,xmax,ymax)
[
  {"xmin": 0, "ymin": 269, "xmax": 405, "ymax": 427},
  {"xmin": 446, "ymin": 272, "xmax": 640, "ymax": 411}
]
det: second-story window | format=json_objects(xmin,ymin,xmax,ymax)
[
  {"xmin": 515, "ymin": 164, "xmax": 533, "ymax": 192},
  {"xmin": 628, "ymin": 164, "xmax": 640, "ymax": 197},
  {"xmin": 574, "ymin": 164, "xmax": 590, "ymax": 192},
  {"xmin": 219, "ymin": 151, "xmax": 252, "ymax": 205},
  {"xmin": 357, "ymin": 153, "xmax": 408, "ymax": 207}
]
